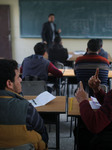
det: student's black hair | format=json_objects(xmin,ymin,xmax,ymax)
[
  {"xmin": 34, "ymin": 42, "xmax": 47, "ymax": 55},
  {"xmin": 48, "ymin": 13, "xmax": 55, "ymax": 17},
  {"xmin": 54, "ymin": 36, "xmax": 61, "ymax": 44},
  {"xmin": 96, "ymin": 39, "xmax": 103, "ymax": 48},
  {"xmin": 87, "ymin": 39, "xmax": 100, "ymax": 52},
  {"xmin": 0, "ymin": 59, "xmax": 18, "ymax": 90}
]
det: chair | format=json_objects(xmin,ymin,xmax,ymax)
[
  {"xmin": 54, "ymin": 61, "xmax": 65, "ymax": 70},
  {"xmin": 100, "ymin": 84, "xmax": 108, "ymax": 93},
  {"xmin": 21, "ymin": 80, "xmax": 47, "ymax": 95},
  {"xmin": 0, "ymin": 143, "xmax": 35, "ymax": 150},
  {"xmin": 54, "ymin": 61, "xmax": 66, "ymax": 95}
]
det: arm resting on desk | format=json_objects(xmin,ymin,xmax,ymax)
[
  {"xmin": 80, "ymin": 100, "xmax": 110, "ymax": 134},
  {"xmin": 48, "ymin": 62, "xmax": 63, "ymax": 78}
]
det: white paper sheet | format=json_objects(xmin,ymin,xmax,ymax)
[
  {"xmin": 28, "ymin": 91, "xmax": 56, "ymax": 107},
  {"xmin": 67, "ymin": 54, "xmax": 73, "ymax": 60},
  {"xmin": 89, "ymin": 96, "xmax": 101, "ymax": 109},
  {"xmin": 74, "ymin": 51, "xmax": 85, "ymax": 55}
]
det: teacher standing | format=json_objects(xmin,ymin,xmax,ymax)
[{"xmin": 41, "ymin": 13, "xmax": 61, "ymax": 52}]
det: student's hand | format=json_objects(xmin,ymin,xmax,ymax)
[
  {"xmin": 58, "ymin": 29, "xmax": 61, "ymax": 33},
  {"xmin": 88, "ymin": 68, "xmax": 101, "ymax": 93},
  {"xmin": 75, "ymin": 81, "xmax": 88, "ymax": 104}
]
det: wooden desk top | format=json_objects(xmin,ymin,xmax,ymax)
[
  {"xmin": 68, "ymin": 52, "xmax": 112, "ymax": 63},
  {"xmin": 60, "ymin": 69, "xmax": 112, "ymax": 78},
  {"xmin": 24, "ymin": 96, "xmax": 66, "ymax": 113},
  {"xmin": 60, "ymin": 69, "xmax": 75, "ymax": 77},
  {"xmin": 68, "ymin": 97, "xmax": 98, "ymax": 116},
  {"xmin": 108, "ymin": 70, "xmax": 112, "ymax": 78},
  {"xmin": 67, "ymin": 52, "xmax": 84, "ymax": 61}
]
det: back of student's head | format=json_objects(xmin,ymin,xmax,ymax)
[
  {"xmin": 54, "ymin": 36, "xmax": 61, "ymax": 44},
  {"xmin": 87, "ymin": 39, "xmax": 100, "ymax": 52},
  {"xmin": 96, "ymin": 39, "xmax": 103, "ymax": 48},
  {"xmin": 0, "ymin": 59, "xmax": 18, "ymax": 90},
  {"xmin": 34, "ymin": 42, "xmax": 46, "ymax": 55}
]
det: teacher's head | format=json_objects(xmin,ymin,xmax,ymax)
[{"xmin": 48, "ymin": 13, "xmax": 55, "ymax": 22}]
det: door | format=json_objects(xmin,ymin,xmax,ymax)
[{"xmin": 0, "ymin": 5, "xmax": 12, "ymax": 59}]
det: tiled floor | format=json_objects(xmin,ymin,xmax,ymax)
[
  {"xmin": 46, "ymin": 84, "xmax": 77, "ymax": 150},
  {"xmin": 47, "ymin": 114, "xmax": 75, "ymax": 150}
]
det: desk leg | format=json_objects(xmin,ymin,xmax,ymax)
[
  {"xmin": 109, "ymin": 78, "xmax": 112, "ymax": 90},
  {"xmin": 59, "ymin": 78, "xmax": 61, "ymax": 96},
  {"xmin": 66, "ymin": 78, "xmax": 69, "ymax": 122},
  {"xmin": 56, "ymin": 114, "xmax": 60, "ymax": 150}
]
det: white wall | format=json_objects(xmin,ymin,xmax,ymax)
[{"xmin": 0, "ymin": 0, "xmax": 112, "ymax": 64}]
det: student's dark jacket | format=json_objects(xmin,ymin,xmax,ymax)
[
  {"xmin": 48, "ymin": 44, "xmax": 68, "ymax": 64},
  {"xmin": 0, "ymin": 90, "xmax": 47, "ymax": 149}
]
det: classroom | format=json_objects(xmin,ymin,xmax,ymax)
[
  {"xmin": 0, "ymin": 0, "xmax": 112, "ymax": 150},
  {"xmin": 0, "ymin": 0, "xmax": 112, "ymax": 64}
]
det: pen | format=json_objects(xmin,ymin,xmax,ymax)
[
  {"xmin": 69, "ymin": 97, "xmax": 73, "ymax": 111},
  {"xmin": 32, "ymin": 99, "xmax": 37, "ymax": 105}
]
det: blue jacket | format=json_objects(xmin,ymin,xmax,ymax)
[{"xmin": 22, "ymin": 54, "xmax": 50, "ymax": 81}]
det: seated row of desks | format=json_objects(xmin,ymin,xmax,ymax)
[
  {"xmin": 24, "ymin": 69, "xmax": 112, "ymax": 149},
  {"xmin": 68, "ymin": 52, "xmax": 112, "ymax": 62},
  {"xmin": 48, "ymin": 69, "xmax": 112, "ymax": 96},
  {"xmin": 25, "ymin": 96, "xmax": 66, "ymax": 150},
  {"xmin": 25, "ymin": 96, "xmax": 79, "ymax": 117},
  {"xmin": 59, "ymin": 69, "xmax": 112, "ymax": 78},
  {"xmin": 44, "ymin": 51, "xmax": 112, "ymax": 63},
  {"xmin": 25, "ymin": 95, "xmax": 91, "ymax": 150}
]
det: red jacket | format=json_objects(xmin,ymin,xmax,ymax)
[{"xmin": 79, "ymin": 89, "xmax": 112, "ymax": 134}]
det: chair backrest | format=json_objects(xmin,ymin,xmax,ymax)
[
  {"xmin": 81, "ymin": 83, "xmax": 108, "ymax": 97},
  {"xmin": 49, "ymin": 47, "xmax": 68, "ymax": 64},
  {"xmin": 0, "ymin": 143, "xmax": 35, "ymax": 150},
  {"xmin": 54, "ymin": 61, "xmax": 64, "ymax": 69},
  {"xmin": 21, "ymin": 80, "xmax": 47, "ymax": 95},
  {"xmin": 100, "ymin": 84, "xmax": 108, "ymax": 93}
]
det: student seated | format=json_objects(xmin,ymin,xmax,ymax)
[
  {"xmin": 20, "ymin": 42, "xmax": 63, "ymax": 81},
  {"xmin": 48, "ymin": 36, "xmax": 68, "ymax": 65},
  {"xmin": 96, "ymin": 39, "xmax": 108, "ymax": 59},
  {"xmin": 0, "ymin": 59, "xmax": 48, "ymax": 149},
  {"xmin": 74, "ymin": 39, "xmax": 109, "ymax": 96},
  {"xmin": 75, "ymin": 69, "xmax": 112, "ymax": 150}
]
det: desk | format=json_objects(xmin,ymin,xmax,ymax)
[
  {"xmin": 60, "ymin": 69, "xmax": 75, "ymax": 77},
  {"xmin": 24, "ymin": 96, "xmax": 66, "ymax": 150},
  {"xmin": 67, "ymin": 52, "xmax": 84, "ymax": 62},
  {"xmin": 44, "ymin": 51, "xmax": 112, "ymax": 64},
  {"xmin": 48, "ymin": 69, "xmax": 112, "ymax": 96},
  {"xmin": 108, "ymin": 70, "xmax": 112, "ymax": 78},
  {"xmin": 59, "ymin": 69, "xmax": 112, "ymax": 91},
  {"xmin": 68, "ymin": 52, "xmax": 112, "ymax": 63}
]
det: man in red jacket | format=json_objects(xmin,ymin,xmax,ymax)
[{"xmin": 75, "ymin": 68, "xmax": 112, "ymax": 150}]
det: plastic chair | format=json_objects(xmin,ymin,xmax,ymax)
[
  {"xmin": 100, "ymin": 84, "xmax": 108, "ymax": 93},
  {"xmin": 54, "ymin": 61, "xmax": 65, "ymax": 70},
  {"xmin": 21, "ymin": 80, "xmax": 47, "ymax": 95},
  {"xmin": 0, "ymin": 143, "xmax": 35, "ymax": 150}
]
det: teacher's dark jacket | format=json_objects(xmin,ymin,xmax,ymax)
[{"xmin": 41, "ymin": 21, "xmax": 59, "ymax": 48}]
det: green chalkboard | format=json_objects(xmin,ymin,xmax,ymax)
[{"xmin": 19, "ymin": 0, "xmax": 112, "ymax": 39}]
